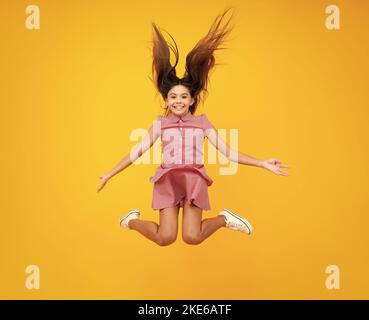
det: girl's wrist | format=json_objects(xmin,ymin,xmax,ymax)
[
  {"xmin": 105, "ymin": 173, "xmax": 113, "ymax": 180},
  {"xmin": 257, "ymin": 160, "xmax": 265, "ymax": 168}
]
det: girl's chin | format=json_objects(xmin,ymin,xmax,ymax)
[{"xmin": 171, "ymin": 109, "xmax": 189, "ymax": 115}]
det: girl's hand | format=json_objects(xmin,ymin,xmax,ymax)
[
  {"xmin": 260, "ymin": 158, "xmax": 289, "ymax": 176},
  {"xmin": 97, "ymin": 173, "xmax": 111, "ymax": 192}
]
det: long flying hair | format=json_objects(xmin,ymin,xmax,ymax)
[{"xmin": 151, "ymin": 8, "xmax": 234, "ymax": 115}]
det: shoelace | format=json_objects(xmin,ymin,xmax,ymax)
[{"xmin": 227, "ymin": 221, "xmax": 245, "ymax": 230}]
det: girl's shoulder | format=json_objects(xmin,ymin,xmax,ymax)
[
  {"xmin": 197, "ymin": 113, "xmax": 213, "ymax": 129},
  {"xmin": 154, "ymin": 114, "xmax": 165, "ymax": 123}
]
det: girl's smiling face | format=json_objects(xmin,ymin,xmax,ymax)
[{"xmin": 166, "ymin": 85, "xmax": 194, "ymax": 116}]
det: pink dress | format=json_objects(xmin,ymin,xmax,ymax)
[{"xmin": 150, "ymin": 112, "xmax": 214, "ymax": 211}]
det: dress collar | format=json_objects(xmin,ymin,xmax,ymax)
[{"xmin": 166, "ymin": 111, "xmax": 195, "ymax": 123}]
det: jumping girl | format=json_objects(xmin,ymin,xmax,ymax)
[{"xmin": 97, "ymin": 9, "xmax": 289, "ymax": 246}]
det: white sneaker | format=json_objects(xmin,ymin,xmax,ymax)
[
  {"xmin": 119, "ymin": 209, "xmax": 140, "ymax": 229},
  {"xmin": 218, "ymin": 208, "xmax": 253, "ymax": 235}
]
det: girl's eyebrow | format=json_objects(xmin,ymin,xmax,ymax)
[{"xmin": 169, "ymin": 93, "xmax": 188, "ymax": 95}]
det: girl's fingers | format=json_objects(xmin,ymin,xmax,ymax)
[
  {"xmin": 97, "ymin": 182, "xmax": 106, "ymax": 192},
  {"xmin": 272, "ymin": 159, "xmax": 289, "ymax": 167},
  {"xmin": 266, "ymin": 161, "xmax": 290, "ymax": 176}
]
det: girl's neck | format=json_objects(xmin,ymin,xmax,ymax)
[{"xmin": 169, "ymin": 110, "xmax": 190, "ymax": 117}]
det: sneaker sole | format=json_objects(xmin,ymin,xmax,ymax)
[
  {"xmin": 119, "ymin": 209, "xmax": 140, "ymax": 227},
  {"xmin": 222, "ymin": 208, "xmax": 253, "ymax": 234}
]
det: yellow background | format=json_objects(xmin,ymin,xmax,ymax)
[{"xmin": 2, "ymin": 0, "xmax": 369, "ymax": 299}]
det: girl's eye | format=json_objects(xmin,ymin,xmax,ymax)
[{"xmin": 169, "ymin": 95, "xmax": 187, "ymax": 99}]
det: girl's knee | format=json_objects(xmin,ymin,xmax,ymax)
[
  {"xmin": 156, "ymin": 233, "xmax": 177, "ymax": 246},
  {"xmin": 182, "ymin": 232, "xmax": 202, "ymax": 245}
]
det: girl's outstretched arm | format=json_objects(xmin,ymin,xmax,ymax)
[
  {"xmin": 97, "ymin": 122, "xmax": 161, "ymax": 192},
  {"xmin": 206, "ymin": 128, "xmax": 289, "ymax": 176}
]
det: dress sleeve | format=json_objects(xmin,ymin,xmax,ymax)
[
  {"xmin": 152, "ymin": 115, "xmax": 162, "ymax": 140},
  {"xmin": 201, "ymin": 114, "xmax": 214, "ymax": 136}
]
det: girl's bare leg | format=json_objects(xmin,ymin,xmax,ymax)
[
  {"xmin": 128, "ymin": 206, "xmax": 180, "ymax": 246},
  {"xmin": 182, "ymin": 200, "xmax": 226, "ymax": 245}
]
